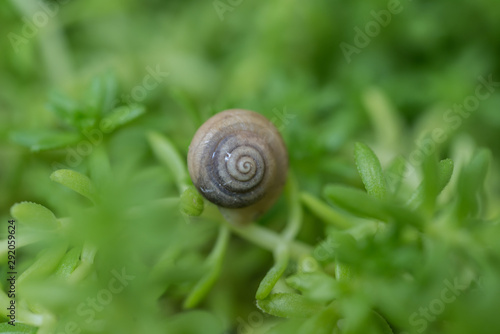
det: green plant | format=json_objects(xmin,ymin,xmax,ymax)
[
  {"xmin": 3, "ymin": 93, "xmax": 497, "ymax": 333},
  {"xmin": 2, "ymin": 1, "xmax": 500, "ymax": 333}
]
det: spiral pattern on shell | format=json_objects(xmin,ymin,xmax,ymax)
[{"xmin": 188, "ymin": 109, "xmax": 288, "ymax": 219}]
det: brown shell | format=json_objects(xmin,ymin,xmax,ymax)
[{"xmin": 187, "ymin": 109, "xmax": 288, "ymax": 224}]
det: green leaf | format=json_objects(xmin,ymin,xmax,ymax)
[
  {"xmin": 148, "ymin": 131, "xmax": 189, "ymax": 192},
  {"xmin": 438, "ymin": 158, "xmax": 454, "ymax": 189},
  {"xmin": 54, "ymin": 247, "xmax": 82, "ymax": 279},
  {"xmin": 47, "ymin": 91, "xmax": 81, "ymax": 128},
  {"xmin": 421, "ymin": 157, "xmax": 454, "ymax": 214},
  {"xmin": 286, "ymin": 272, "xmax": 337, "ymax": 302},
  {"xmin": 419, "ymin": 154, "xmax": 440, "ymax": 214},
  {"xmin": 408, "ymin": 159, "xmax": 454, "ymax": 209},
  {"xmin": 324, "ymin": 185, "xmax": 387, "ymax": 221},
  {"xmin": 67, "ymin": 243, "xmax": 97, "ymax": 283},
  {"xmin": 10, "ymin": 202, "xmax": 59, "ymax": 230},
  {"xmin": 0, "ymin": 323, "xmax": 38, "ymax": 333},
  {"xmin": 87, "ymin": 73, "xmax": 118, "ymax": 114},
  {"xmin": 180, "ymin": 186, "xmax": 204, "ymax": 216},
  {"xmin": 256, "ymin": 244, "xmax": 289, "ymax": 300},
  {"xmin": 384, "ymin": 156, "xmax": 407, "ymax": 196},
  {"xmin": 372, "ymin": 311, "xmax": 394, "ymax": 334},
  {"xmin": 335, "ymin": 262, "xmax": 353, "ymax": 281},
  {"xmin": 361, "ymin": 88, "xmax": 403, "ymax": 150},
  {"xmin": 301, "ymin": 192, "xmax": 352, "ymax": 229},
  {"xmin": 355, "ymin": 142, "xmax": 388, "ymax": 199},
  {"xmin": 50, "ymin": 169, "xmax": 97, "ymax": 203},
  {"xmin": 298, "ymin": 305, "xmax": 339, "ymax": 334},
  {"xmin": 165, "ymin": 311, "xmax": 223, "ymax": 334},
  {"xmin": 324, "ymin": 185, "xmax": 422, "ymax": 228},
  {"xmin": 265, "ymin": 319, "xmax": 303, "ymax": 334},
  {"xmin": 89, "ymin": 145, "xmax": 112, "ymax": 187},
  {"xmin": 102, "ymin": 104, "xmax": 146, "ymax": 131},
  {"xmin": 256, "ymin": 293, "xmax": 324, "ymax": 318},
  {"xmin": 9, "ymin": 130, "xmax": 81, "ymax": 152},
  {"xmin": 327, "ymin": 231, "xmax": 361, "ymax": 265},
  {"xmin": 457, "ymin": 149, "xmax": 491, "ymax": 218},
  {"xmin": 18, "ymin": 243, "xmax": 68, "ymax": 285}
]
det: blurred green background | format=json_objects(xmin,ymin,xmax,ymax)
[{"xmin": 1, "ymin": 0, "xmax": 500, "ymax": 333}]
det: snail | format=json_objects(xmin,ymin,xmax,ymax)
[{"xmin": 187, "ymin": 109, "xmax": 288, "ymax": 224}]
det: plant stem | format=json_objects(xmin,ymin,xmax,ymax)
[
  {"xmin": 147, "ymin": 132, "xmax": 190, "ymax": 193},
  {"xmin": 282, "ymin": 173, "xmax": 303, "ymax": 241},
  {"xmin": 256, "ymin": 243, "xmax": 290, "ymax": 300},
  {"xmin": 301, "ymin": 192, "xmax": 352, "ymax": 229},
  {"xmin": 67, "ymin": 242, "xmax": 97, "ymax": 284},
  {"xmin": 227, "ymin": 222, "xmax": 312, "ymax": 259},
  {"xmin": 200, "ymin": 200, "xmax": 312, "ymax": 258},
  {"xmin": 183, "ymin": 225, "xmax": 230, "ymax": 308}
]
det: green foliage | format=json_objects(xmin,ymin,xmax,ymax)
[
  {"xmin": 1, "ymin": 0, "xmax": 500, "ymax": 333},
  {"xmin": 10, "ymin": 202, "xmax": 59, "ymax": 230},
  {"xmin": 54, "ymin": 247, "xmax": 82, "ymax": 279},
  {"xmin": 0, "ymin": 323, "xmax": 37, "ymax": 333},
  {"xmin": 9, "ymin": 130, "xmax": 81, "ymax": 152},
  {"xmin": 256, "ymin": 293, "xmax": 325, "ymax": 319},
  {"xmin": 256, "ymin": 244, "xmax": 289, "ymax": 300},
  {"xmin": 50, "ymin": 169, "xmax": 97, "ymax": 204},
  {"xmin": 148, "ymin": 131, "xmax": 190, "ymax": 193},
  {"xmin": 9, "ymin": 74, "xmax": 146, "ymax": 152},
  {"xmin": 183, "ymin": 225, "xmax": 229, "ymax": 308},
  {"xmin": 354, "ymin": 142, "xmax": 388, "ymax": 199},
  {"xmin": 18, "ymin": 244, "xmax": 68, "ymax": 286}
]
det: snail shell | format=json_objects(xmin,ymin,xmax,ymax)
[{"xmin": 188, "ymin": 109, "xmax": 288, "ymax": 224}]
